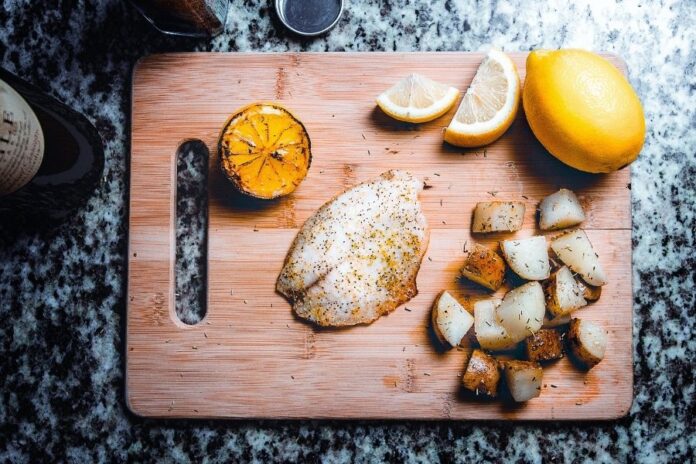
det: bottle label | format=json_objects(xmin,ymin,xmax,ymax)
[{"xmin": 0, "ymin": 78, "xmax": 45, "ymax": 196}]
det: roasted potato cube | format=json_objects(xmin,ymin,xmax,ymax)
[
  {"xmin": 500, "ymin": 235, "xmax": 551, "ymax": 280},
  {"xmin": 542, "ymin": 313, "xmax": 571, "ymax": 328},
  {"xmin": 502, "ymin": 360, "xmax": 543, "ymax": 402},
  {"xmin": 576, "ymin": 278, "xmax": 602, "ymax": 301},
  {"xmin": 550, "ymin": 229, "xmax": 607, "ymax": 286},
  {"xmin": 525, "ymin": 328, "xmax": 564, "ymax": 362},
  {"xmin": 462, "ymin": 349, "xmax": 501, "ymax": 397},
  {"xmin": 567, "ymin": 318, "xmax": 607, "ymax": 370},
  {"xmin": 496, "ymin": 282, "xmax": 546, "ymax": 343},
  {"xmin": 538, "ymin": 188, "xmax": 586, "ymax": 230},
  {"xmin": 472, "ymin": 201, "xmax": 525, "ymax": 233},
  {"xmin": 474, "ymin": 299, "xmax": 516, "ymax": 351},
  {"xmin": 460, "ymin": 243, "xmax": 506, "ymax": 291},
  {"xmin": 543, "ymin": 266, "xmax": 587, "ymax": 316},
  {"xmin": 431, "ymin": 291, "xmax": 474, "ymax": 347}
]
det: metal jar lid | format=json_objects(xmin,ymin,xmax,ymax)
[{"xmin": 275, "ymin": 0, "xmax": 345, "ymax": 37}]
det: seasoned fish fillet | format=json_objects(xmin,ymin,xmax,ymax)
[{"xmin": 277, "ymin": 170, "xmax": 429, "ymax": 326}]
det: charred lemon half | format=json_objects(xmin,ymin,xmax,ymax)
[{"xmin": 219, "ymin": 103, "xmax": 311, "ymax": 199}]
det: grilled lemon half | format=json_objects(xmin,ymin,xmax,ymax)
[{"xmin": 219, "ymin": 103, "xmax": 311, "ymax": 199}]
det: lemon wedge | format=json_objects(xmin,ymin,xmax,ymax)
[
  {"xmin": 444, "ymin": 49, "xmax": 520, "ymax": 147},
  {"xmin": 376, "ymin": 73, "xmax": 459, "ymax": 123}
]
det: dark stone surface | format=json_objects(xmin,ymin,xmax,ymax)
[{"xmin": 1, "ymin": 1, "xmax": 694, "ymax": 462}]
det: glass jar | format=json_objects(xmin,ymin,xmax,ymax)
[{"xmin": 129, "ymin": 0, "xmax": 229, "ymax": 37}]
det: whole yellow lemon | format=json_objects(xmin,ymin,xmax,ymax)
[{"xmin": 523, "ymin": 49, "xmax": 645, "ymax": 173}]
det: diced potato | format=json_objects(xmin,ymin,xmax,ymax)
[
  {"xmin": 460, "ymin": 243, "xmax": 506, "ymax": 291},
  {"xmin": 567, "ymin": 318, "xmax": 607, "ymax": 370},
  {"xmin": 500, "ymin": 236, "xmax": 551, "ymax": 280},
  {"xmin": 462, "ymin": 349, "xmax": 501, "ymax": 397},
  {"xmin": 472, "ymin": 201, "xmax": 525, "ymax": 233},
  {"xmin": 542, "ymin": 313, "xmax": 571, "ymax": 328},
  {"xmin": 431, "ymin": 291, "xmax": 474, "ymax": 347},
  {"xmin": 502, "ymin": 360, "xmax": 543, "ymax": 402},
  {"xmin": 538, "ymin": 188, "xmax": 586, "ymax": 230},
  {"xmin": 548, "ymin": 254, "xmax": 563, "ymax": 272},
  {"xmin": 550, "ymin": 229, "xmax": 607, "ymax": 286},
  {"xmin": 576, "ymin": 278, "xmax": 602, "ymax": 301},
  {"xmin": 495, "ymin": 282, "xmax": 546, "ymax": 343},
  {"xmin": 474, "ymin": 299, "xmax": 516, "ymax": 351},
  {"xmin": 543, "ymin": 266, "xmax": 587, "ymax": 316},
  {"xmin": 525, "ymin": 328, "xmax": 564, "ymax": 362}
]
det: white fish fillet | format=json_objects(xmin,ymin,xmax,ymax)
[{"xmin": 277, "ymin": 170, "xmax": 429, "ymax": 326}]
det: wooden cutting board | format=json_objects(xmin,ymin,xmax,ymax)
[{"xmin": 127, "ymin": 52, "xmax": 632, "ymax": 420}]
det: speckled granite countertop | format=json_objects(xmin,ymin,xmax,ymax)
[{"xmin": 1, "ymin": 1, "xmax": 694, "ymax": 462}]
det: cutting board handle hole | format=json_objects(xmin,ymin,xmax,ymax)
[{"xmin": 174, "ymin": 139, "xmax": 209, "ymax": 325}]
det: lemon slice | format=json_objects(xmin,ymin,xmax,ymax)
[
  {"xmin": 219, "ymin": 103, "xmax": 311, "ymax": 199},
  {"xmin": 444, "ymin": 49, "xmax": 520, "ymax": 147},
  {"xmin": 376, "ymin": 73, "xmax": 459, "ymax": 123}
]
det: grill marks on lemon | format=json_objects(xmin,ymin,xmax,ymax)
[{"xmin": 219, "ymin": 103, "xmax": 311, "ymax": 199}]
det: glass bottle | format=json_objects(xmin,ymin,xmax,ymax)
[{"xmin": 0, "ymin": 68, "xmax": 104, "ymax": 219}]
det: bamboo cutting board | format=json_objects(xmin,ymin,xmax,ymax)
[{"xmin": 127, "ymin": 52, "xmax": 633, "ymax": 420}]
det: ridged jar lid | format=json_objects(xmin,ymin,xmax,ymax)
[{"xmin": 275, "ymin": 0, "xmax": 344, "ymax": 36}]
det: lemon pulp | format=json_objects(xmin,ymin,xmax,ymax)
[
  {"xmin": 219, "ymin": 103, "xmax": 311, "ymax": 199},
  {"xmin": 376, "ymin": 73, "xmax": 459, "ymax": 123},
  {"xmin": 444, "ymin": 49, "xmax": 521, "ymax": 148}
]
